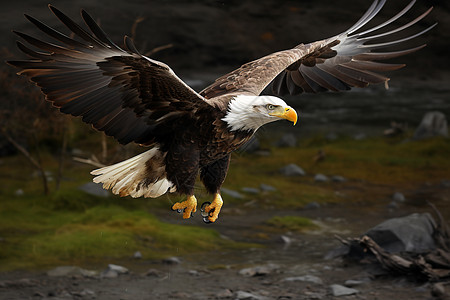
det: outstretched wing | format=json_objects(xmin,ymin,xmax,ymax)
[
  {"xmin": 8, "ymin": 5, "xmax": 210, "ymax": 146},
  {"xmin": 200, "ymin": 0, "xmax": 435, "ymax": 99}
]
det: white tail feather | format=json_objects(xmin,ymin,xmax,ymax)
[{"xmin": 91, "ymin": 147, "xmax": 175, "ymax": 198}]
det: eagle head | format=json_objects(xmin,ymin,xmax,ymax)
[{"xmin": 222, "ymin": 95, "xmax": 298, "ymax": 131}]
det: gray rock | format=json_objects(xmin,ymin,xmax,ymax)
[
  {"xmin": 221, "ymin": 188, "xmax": 244, "ymax": 199},
  {"xmin": 235, "ymin": 291, "xmax": 267, "ymax": 300},
  {"xmin": 47, "ymin": 266, "xmax": 97, "ymax": 277},
  {"xmin": 145, "ymin": 268, "xmax": 164, "ymax": 277},
  {"xmin": 239, "ymin": 264, "xmax": 279, "ymax": 277},
  {"xmin": 365, "ymin": 213, "xmax": 436, "ymax": 253},
  {"xmin": 283, "ymin": 275, "xmax": 323, "ymax": 285},
  {"xmin": 331, "ymin": 175, "xmax": 346, "ymax": 182},
  {"xmin": 78, "ymin": 182, "xmax": 109, "ymax": 197},
  {"xmin": 279, "ymin": 235, "xmax": 292, "ymax": 245},
  {"xmin": 216, "ymin": 289, "xmax": 234, "ymax": 298},
  {"xmin": 344, "ymin": 279, "xmax": 369, "ymax": 287},
  {"xmin": 279, "ymin": 164, "xmax": 305, "ymax": 176},
  {"xmin": 413, "ymin": 111, "xmax": 448, "ymax": 140},
  {"xmin": 275, "ymin": 133, "xmax": 297, "ymax": 147},
  {"xmin": 431, "ymin": 282, "xmax": 446, "ymax": 298},
  {"xmin": 259, "ymin": 183, "xmax": 276, "ymax": 192},
  {"xmin": 100, "ymin": 264, "xmax": 128, "ymax": 278},
  {"xmin": 163, "ymin": 256, "xmax": 181, "ymax": 265},
  {"xmin": 329, "ymin": 284, "xmax": 359, "ymax": 297},
  {"xmin": 107, "ymin": 264, "xmax": 129, "ymax": 274},
  {"xmin": 304, "ymin": 202, "xmax": 321, "ymax": 210},
  {"xmin": 241, "ymin": 187, "xmax": 260, "ymax": 194},
  {"xmin": 133, "ymin": 251, "xmax": 142, "ymax": 259},
  {"xmin": 392, "ymin": 192, "xmax": 406, "ymax": 202},
  {"xmin": 314, "ymin": 174, "xmax": 329, "ymax": 182},
  {"xmin": 14, "ymin": 189, "xmax": 24, "ymax": 196}
]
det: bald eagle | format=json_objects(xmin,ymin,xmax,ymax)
[{"xmin": 8, "ymin": 0, "xmax": 434, "ymax": 223}]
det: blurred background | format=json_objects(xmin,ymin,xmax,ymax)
[{"xmin": 0, "ymin": 0, "xmax": 449, "ymax": 298}]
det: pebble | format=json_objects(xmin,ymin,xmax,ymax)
[
  {"xmin": 392, "ymin": 192, "xmax": 406, "ymax": 202},
  {"xmin": 344, "ymin": 279, "xmax": 368, "ymax": 287},
  {"xmin": 329, "ymin": 284, "xmax": 359, "ymax": 296},
  {"xmin": 279, "ymin": 164, "xmax": 306, "ymax": 176},
  {"xmin": 216, "ymin": 289, "xmax": 234, "ymax": 298},
  {"xmin": 241, "ymin": 187, "xmax": 260, "ymax": 194},
  {"xmin": 145, "ymin": 268, "xmax": 164, "ymax": 277},
  {"xmin": 133, "ymin": 251, "xmax": 142, "ymax": 259},
  {"xmin": 304, "ymin": 202, "xmax": 321, "ymax": 210},
  {"xmin": 107, "ymin": 264, "xmax": 129, "ymax": 274},
  {"xmin": 239, "ymin": 264, "xmax": 279, "ymax": 277},
  {"xmin": 221, "ymin": 188, "xmax": 244, "ymax": 199},
  {"xmin": 47, "ymin": 266, "xmax": 97, "ymax": 277},
  {"xmin": 163, "ymin": 256, "xmax": 181, "ymax": 265},
  {"xmin": 314, "ymin": 174, "xmax": 329, "ymax": 182},
  {"xmin": 279, "ymin": 235, "xmax": 292, "ymax": 245},
  {"xmin": 235, "ymin": 290, "xmax": 267, "ymax": 300},
  {"xmin": 14, "ymin": 189, "xmax": 24, "ymax": 196},
  {"xmin": 260, "ymin": 183, "xmax": 276, "ymax": 192},
  {"xmin": 331, "ymin": 175, "xmax": 346, "ymax": 182},
  {"xmin": 282, "ymin": 275, "xmax": 323, "ymax": 285}
]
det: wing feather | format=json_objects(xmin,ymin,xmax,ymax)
[
  {"xmin": 200, "ymin": 0, "xmax": 434, "ymax": 99},
  {"xmin": 8, "ymin": 6, "xmax": 211, "ymax": 146}
]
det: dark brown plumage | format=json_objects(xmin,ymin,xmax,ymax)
[{"xmin": 7, "ymin": 0, "xmax": 434, "ymax": 223}]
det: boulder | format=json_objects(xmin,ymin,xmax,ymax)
[
  {"xmin": 413, "ymin": 111, "xmax": 448, "ymax": 140},
  {"xmin": 365, "ymin": 213, "xmax": 436, "ymax": 253}
]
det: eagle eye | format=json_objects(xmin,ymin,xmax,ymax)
[{"xmin": 266, "ymin": 104, "xmax": 277, "ymax": 110}]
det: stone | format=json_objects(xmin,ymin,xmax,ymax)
[
  {"xmin": 279, "ymin": 235, "xmax": 292, "ymax": 245},
  {"xmin": 275, "ymin": 133, "xmax": 297, "ymax": 147},
  {"xmin": 78, "ymin": 182, "xmax": 109, "ymax": 197},
  {"xmin": 431, "ymin": 282, "xmax": 446, "ymax": 298},
  {"xmin": 101, "ymin": 268, "xmax": 119, "ymax": 278},
  {"xmin": 304, "ymin": 202, "xmax": 321, "ymax": 210},
  {"xmin": 235, "ymin": 291, "xmax": 267, "ymax": 300},
  {"xmin": 314, "ymin": 174, "xmax": 328, "ymax": 182},
  {"xmin": 344, "ymin": 279, "xmax": 369, "ymax": 287},
  {"xmin": 221, "ymin": 188, "xmax": 244, "ymax": 199},
  {"xmin": 331, "ymin": 175, "xmax": 346, "ymax": 182},
  {"xmin": 259, "ymin": 183, "xmax": 276, "ymax": 192},
  {"xmin": 14, "ymin": 189, "xmax": 24, "ymax": 196},
  {"xmin": 365, "ymin": 213, "xmax": 436, "ymax": 253},
  {"xmin": 133, "ymin": 251, "xmax": 142, "ymax": 259},
  {"xmin": 47, "ymin": 266, "xmax": 97, "ymax": 277},
  {"xmin": 216, "ymin": 289, "xmax": 234, "ymax": 298},
  {"xmin": 163, "ymin": 256, "xmax": 181, "ymax": 265},
  {"xmin": 329, "ymin": 284, "xmax": 359, "ymax": 297},
  {"xmin": 241, "ymin": 187, "xmax": 260, "ymax": 194},
  {"xmin": 107, "ymin": 264, "xmax": 129, "ymax": 274},
  {"xmin": 279, "ymin": 164, "xmax": 305, "ymax": 176},
  {"xmin": 238, "ymin": 264, "xmax": 279, "ymax": 277},
  {"xmin": 145, "ymin": 268, "xmax": 164, "ymax": 277},
  {"xmin": 392, "ymin": 192, "xmax": 406, "ymax": 202},
  {"xmin": 283, "ymin": 275, "xmax": 323, "ymax": 285},
  {"xmin": 413, "ymin": 111, "xmax": 448, "ymax": 140}
]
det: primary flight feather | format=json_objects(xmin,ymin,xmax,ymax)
[{"xmin": 8, "ymin": 0, "xmax": 434, "ymax": 223}]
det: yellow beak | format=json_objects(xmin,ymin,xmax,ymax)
[{"xmin": 270, "ymin": 106, "xmax": 298, "ymax": 125}]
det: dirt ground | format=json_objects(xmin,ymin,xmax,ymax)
[{"xmin": 1, "ymin": 183, "xmax": 449, "ymax": 300}]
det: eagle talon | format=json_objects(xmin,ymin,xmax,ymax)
[
  {"xmin": 171, "ymin": 195, "xmax": 197, "ymax": 219},
  {"xmin": 202, "ymin": 216, "xmax": 212, "ymax": 224},
  {"xmin": 201, "ymin": 201, "xmax": 212, "ymax": 218}
]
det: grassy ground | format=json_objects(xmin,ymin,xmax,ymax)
[{"xmin": 0, "ymin": 131, "xmax": 449, "ymax": 271}]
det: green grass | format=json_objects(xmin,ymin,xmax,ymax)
[{"xmin": 1, "ymin": 133, "xmax": 449, "ymax": 271}]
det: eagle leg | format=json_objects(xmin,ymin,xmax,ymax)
[
  {"xmin": 172, "ymin": 195, "xmax": 197, "ymax": 219},
  {"xmin": 201, "ymin": 193, "xmax": 223, "ymax": 223}
]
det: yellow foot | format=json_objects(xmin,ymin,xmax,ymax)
[
  {"xmin": 201, "ymin": 193, "xmax": 223, "ymax": 223},
  {"xmin": 172, "ymin": 195, "xmax": 197, "ymax": 219}
]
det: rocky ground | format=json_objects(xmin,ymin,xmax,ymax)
[{"xmin": 1, "ymin": 184, "xmax": 449, "ymax": 300}]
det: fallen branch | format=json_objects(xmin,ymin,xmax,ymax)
[{"xmin": 73, "ymin": 156, "xmax": 106, "ymax": 168}]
